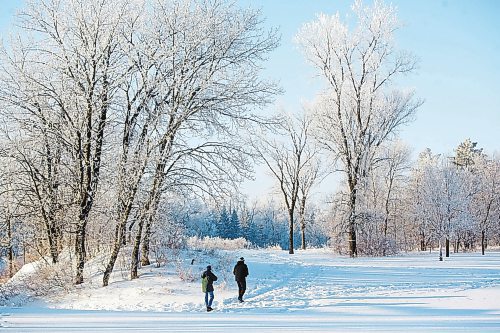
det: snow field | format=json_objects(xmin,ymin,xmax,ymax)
[{"xmin": 1, "ymin": 248, "xmax": 500, "ymax": 331}]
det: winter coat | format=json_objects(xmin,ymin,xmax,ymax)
[
  {"xmin": 233, "ymin": 261, "xmax": 249, "ymax": 282},
  {"xmin": 201, "ymin": 270, "xmax": 218, "ymax": 292}
]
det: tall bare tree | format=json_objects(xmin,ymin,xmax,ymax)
[
  {"xmin": 296, "ymin": 0, "xmax": 422, "ymax": 256},
  {"xmin": 470, "ymin": 155, "xmax": 500, "ymax": 255},
  {"xmin": 363, "ymin": 141, "xmax": 412, "ymax": 254},
  {"xmin": 253, "ymin": 112, "xmax": 318, "ymax": 254},
  {"xmin": 122, "ymin": 0, "xmax": 279, "ymax": 279}
]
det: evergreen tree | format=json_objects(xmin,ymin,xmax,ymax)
[
  {"xmin": 454, "ymin": 139, "xmax": 483, "ymax": 170},
  {"xmin": 217, "ymin": 206, "xmax": 230, "ymax": 238},
  {"xmin": 228, "ymin": 209, "xmax": 241, "ymax": 239}
]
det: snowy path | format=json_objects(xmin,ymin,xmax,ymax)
[
  {"xmin": 1, "ymin": 250, "xmax": 500, "ymax": 331},
  {"xmin": 220, "ymin": 250, "xmax": 500, "ymax": 313}
]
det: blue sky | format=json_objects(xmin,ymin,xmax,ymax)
[
  {"xmin": 241, "ymin": 0, "xmax": 500, "ymax": 157},
  {"xmin": 1, "ymin": 0, "xmax": 499, "ymax": 158}
]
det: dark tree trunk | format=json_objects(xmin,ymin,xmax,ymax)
[
  {"xmin": 7, "ymin": 217, "xmax": 14, "ymax": 278},
  {"xmin": 300, "ymin": 225, "xmax": 306, "ymax": 251},
  {"xmin": 348, "ymin": 187, "xmax": 358, "ymax": 257},
  {"xmin": 47, "ymin": 221, "xmax": 60, "ymax": 264},
  {"xmin": 74, "ymin": 222, "xmax": 87, "ymax": 285},
  {"xmin": 349, "ymin": 225, "xmax": 357, "ymax": 257},
  {"xmin": 103, "ymin": 223, "xmax": 126, "ymax": 287},
  {"xmin": 481, "ymin": 230, "xmax": 486, "ymax": 255},
  {"xmin": 445, "ymin": 238, "xmax": 450, "ymax": 258},
  {"xmin": 288, "ymin": 209, "xmax": 294, "ymax": 254},
  {"xmin": 130, "ymin": 217, "xmax": 145, "ymax": 279},
  {"xmin": 141, "ymin": 216, "xmax": 152, "ymax": 266}
]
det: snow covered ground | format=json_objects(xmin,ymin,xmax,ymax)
[{"xmin": 1, "ymin": 248, "xmax": 500, "ymax": 332}]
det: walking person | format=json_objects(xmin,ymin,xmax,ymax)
[
  {"xmin": 233, "ymin": 257, "xmax": 249, "ymax": 302},
  {"xmin": 201, "ymin": 265, "xmax": 218, "ymax": 312}
]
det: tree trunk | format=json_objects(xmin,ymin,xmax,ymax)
[
  {"xmin": 47, "ymin": 221, "xmax": 60, "ymax": 264},
  {"xmin": 348, "ymin": 225, "xmax": 357, "ymax": 257},
  {"xmin": 481, "ymin": 230, "xmax": 486, "ymax": 255},
  {"xmin": 130, "ymin": 217, "xmax": 145, "ymax": 279},
  {"xmin": 288, "ymin": 209, "xmax": 294, "ymax": 254},
  {"xmin": 74, "ymin": 222, "xmax": 87, "ymax": 285},
  {"xmin": 7, "ymin": 217, "xmax": 14, "ymax": 278},
  {"xmin": 348, "ymin": 187, "xmax": 358, "ymax": 257},
  {"xmin": 300, "ymin": 224, "xmax": 306, "ymax": 251},
  {"xmin": 141, "ymin": 216, "xmax": 152, "ymax": 266},
  {"xmin": 103, "ymin": 183, "xmax": 141, "ymax": 286},
  {"xmin": 445, "ymin": 238, "xmax": 450, "ymax": 258},
  {"xmin": 383, "ymin": 186, "xmax": 392, "ymax": 238},
  {"xmin": 103, "ymin": 223, "xmax": 126, "ymax": 286},
  {"xmin": 299, "ymin": 196, "xmax": 306, "ymax": 250},
  {"xmin": 420, "ymin": 232, "xmax": 426, "ymax": 251}
]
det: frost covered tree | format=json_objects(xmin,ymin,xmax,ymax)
[
  {"xmin": 296, "ymin": 0, "xmax": 422, "ymax": 257},
  {"xmin": 450, "ymin": 141, "xmax": 498, "ymax": 255},
  {"xmin": 354, "ymin": 141, "xmax": 411, "ymax": 255},
  {"xmin": 454, "ymin": 138, "xmax": 483, "ymax": 170},
  {"xmin": 252, "ymin": 112, "xmax": 319, "ymax": 254},
  {"xmin": 418, "ymin": 155, "xmax": 472, "ymax": 259},
  {"xmin": 297, "ymin": 156, "xmax": 324, "ymax": 251},
  {"xmin": 296, "ymin": 119, "xmax": 326, "ymax": 250},
  {"xmin": 0, "ymin": 0, "xmax": 132, "ymax": 284},
  {"xmin": 102, "ymin": 0, "xmax": 169, "ymax": 287},
  {"xmin": 121, "ymin": 0, "xmax": 279, "ymax": 279},
  {"xmin": 377, "ymin": 143, "xmax": 411, "ymax": 243},
  {"xmin": 235, "ymin": 199, "xmax": 256, "ymax": 242},
  {"xmin": 407, "ymin": 149, "xmax": 436, "ymax": 251},
  {"xmin": 469, "ymin": 155, "xmax": 500, "ymax": 255},
  {"xmin": 0, "ymin": 161, "xmax": 23, "ymax": 278}
]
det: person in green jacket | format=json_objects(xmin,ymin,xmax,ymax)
[{"xmin": 201, "ymin": 265, "xmax": 218, "ymax": 311}]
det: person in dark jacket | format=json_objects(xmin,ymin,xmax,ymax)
[
  {"xmin": 233, "ymin": 257, "xmax": 249, "ymax": 302},
  {"xmin": 201, "ymin": 265, "xmax": 218, "ymax": 312}
]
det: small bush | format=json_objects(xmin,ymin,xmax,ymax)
[
  {"xmin": 0, "ymin": 256, "xmax": 74, "ymax": 306},
  {"xmin": 187, "ymin": 236, "xmax": 249, "ymax": 251}
]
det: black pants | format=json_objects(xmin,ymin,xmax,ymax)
[{"xmin": 237, "ymin": 280, "xmax": 246, "ymax": 299}]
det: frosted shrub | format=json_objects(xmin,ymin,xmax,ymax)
[
  {"xmin": 266, "ymin": 244, "xmax": 283, "ymax": 251},
  {"xmin": 175, "ymin": 261, "xmax": 196, "ymax": 282},
  {"xmin": 0, "ymin": 257, "xmax": 74, "ymax": 306},
  {"xmin": 187, "ymin": 236, "xmax": 249, "ymax": 251}
]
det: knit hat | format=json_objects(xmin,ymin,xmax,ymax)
[
  {"xmin": 207, "ymin": 265, "xmax": 212, "ymax": 270},
  {"xmin": 239, "ymin": 257, "xmax": 244, "ymax": 261}
]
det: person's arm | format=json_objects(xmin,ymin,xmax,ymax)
[{"xmin": 211, "ymin": 272, "xmax": 218, "ymax": 281}]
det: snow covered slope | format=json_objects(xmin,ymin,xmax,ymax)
[{"xmin": 1, "ymin": 249, "xmax": 500, "ymax": 332}]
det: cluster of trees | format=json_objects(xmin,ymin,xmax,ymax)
[
  {"xmin": 327, "ymin": 139, "xmax": 500, "ymax": 258},
  {"xmin": 151, "ymin": 197, "xmax": 329, "ymax": 251},
  {"xmin": 0, "ymin": 0, "xmax": 280, "ymax": 284},
  {"xmin": 210, "ymin": 201, "xmax": 327, "ymax": 249},
  {"xmin": 0, "ymin": 0, "xmax": 498, "ymax": 289}
]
